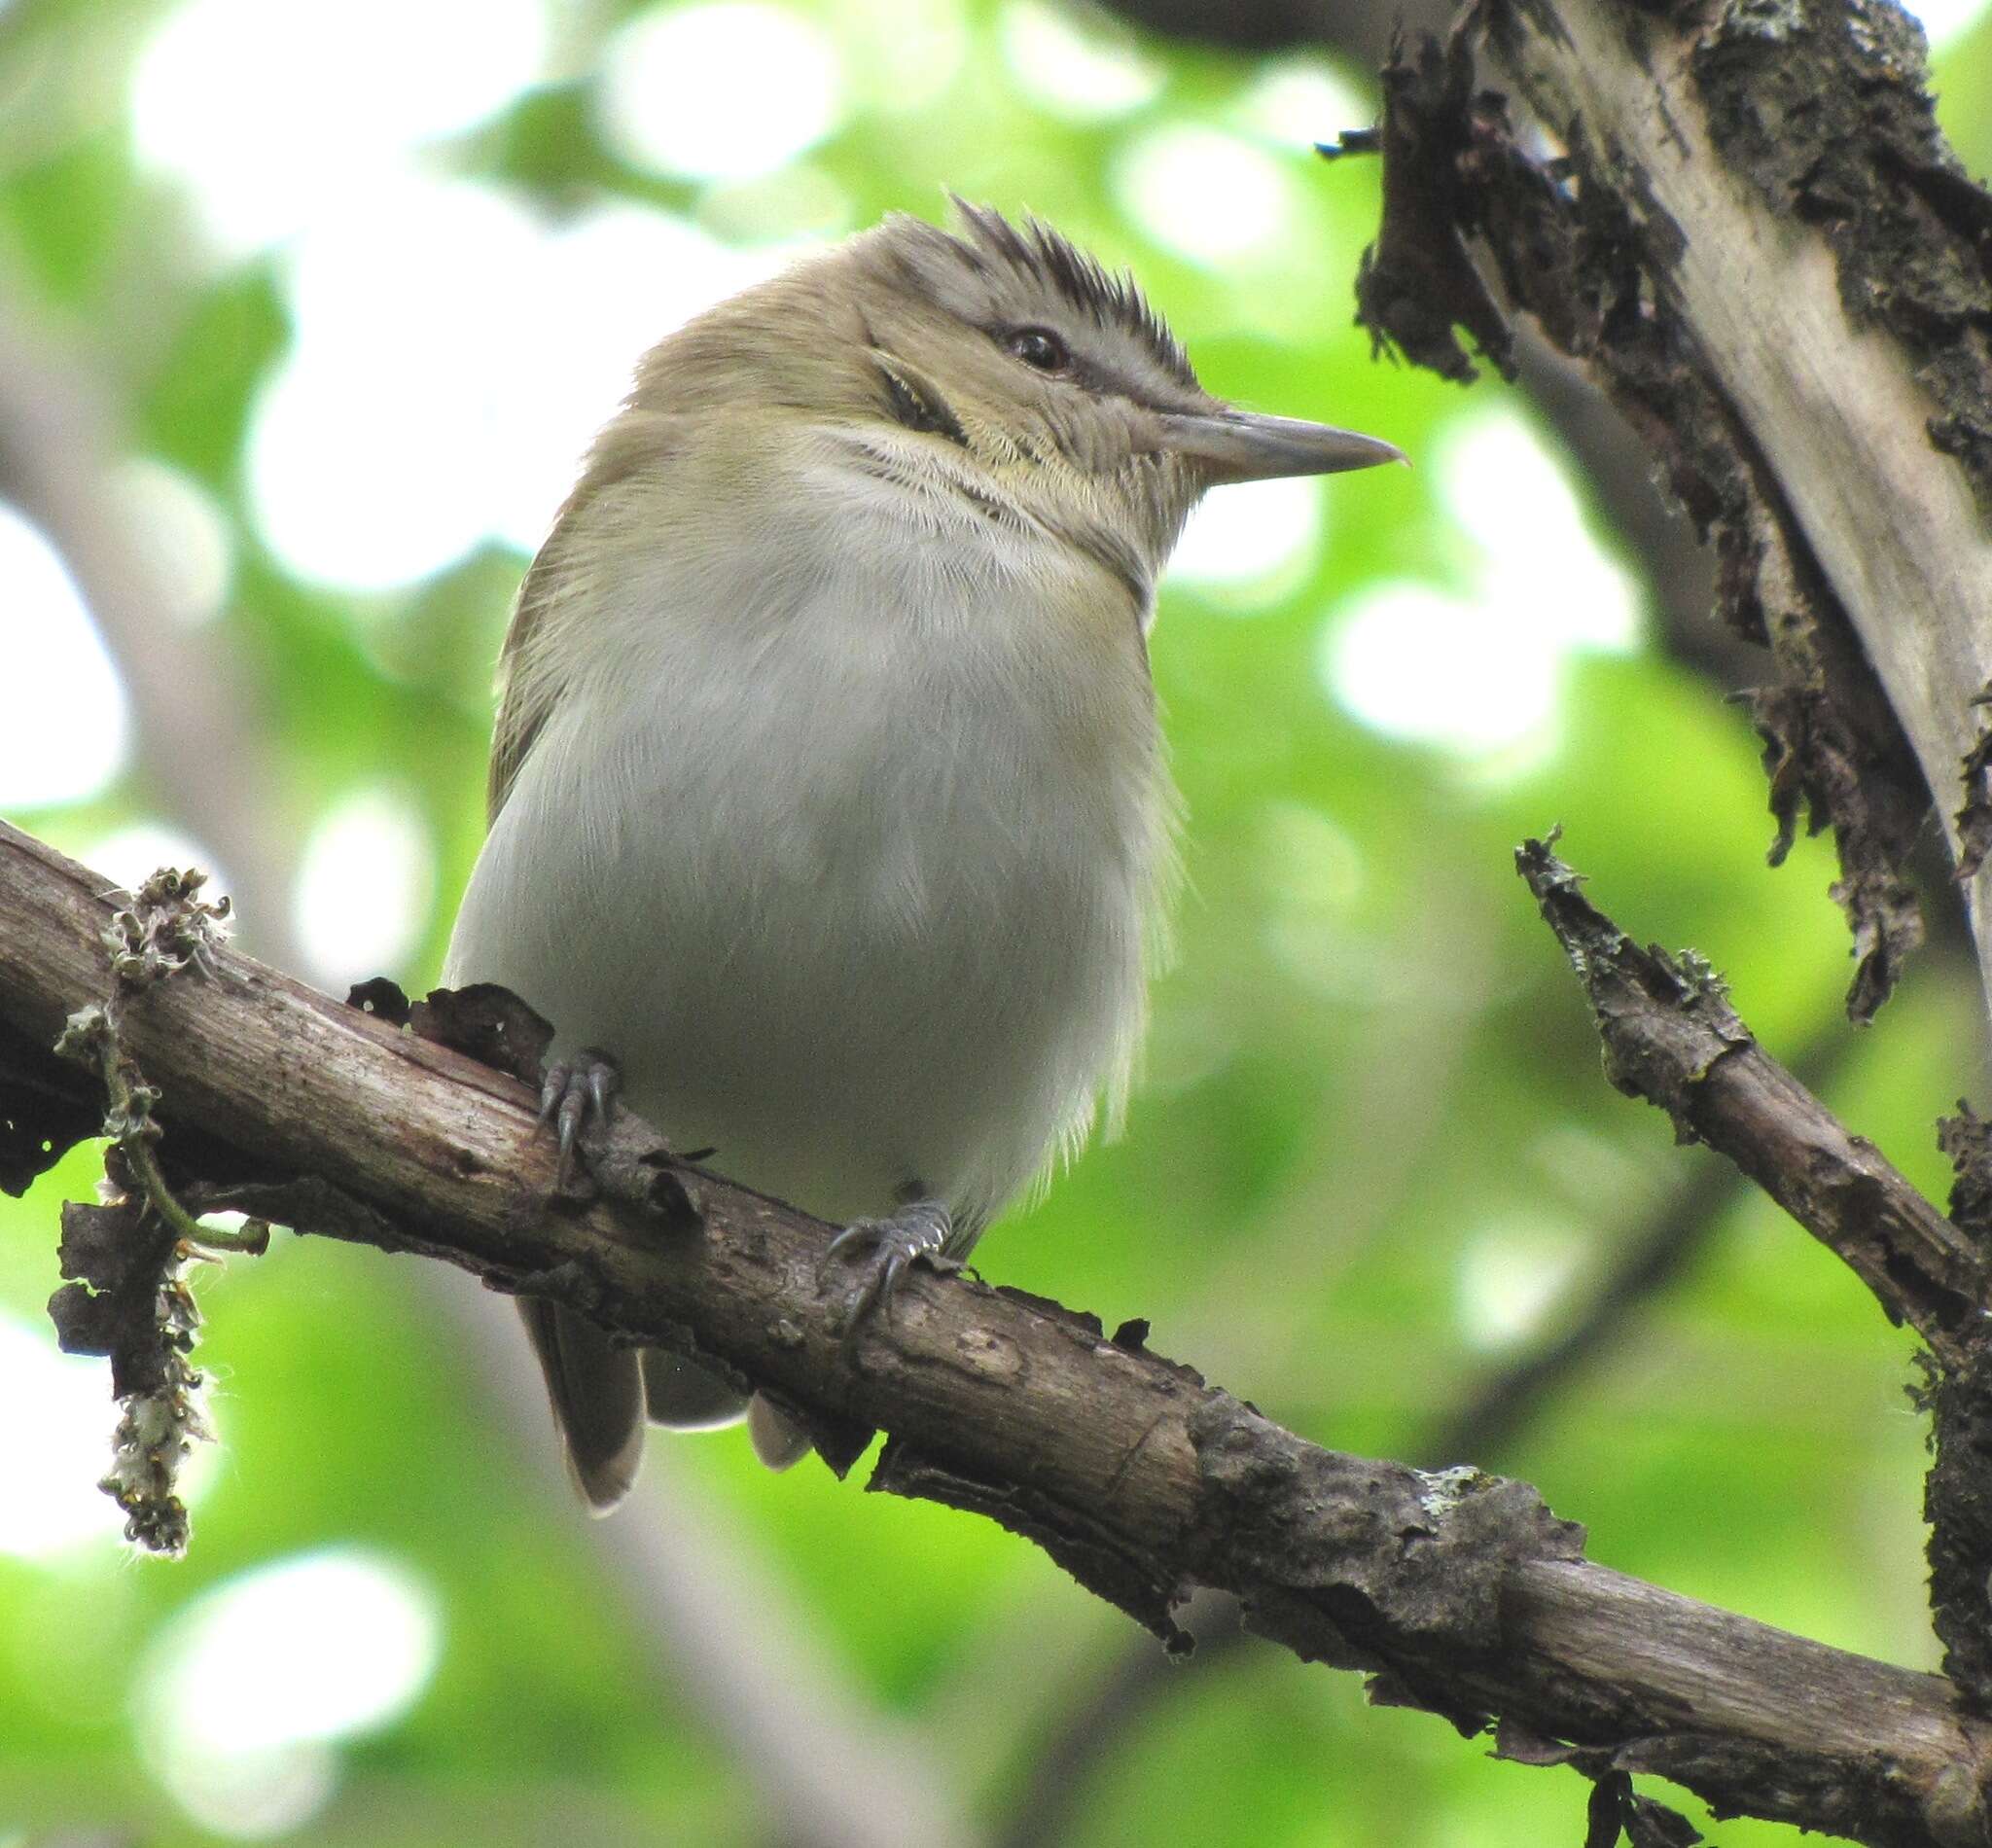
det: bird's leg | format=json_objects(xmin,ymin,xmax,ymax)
[
  {"xmin": 820, "ymin": 1193, "xmax": 960, "ymax": 1337},
  {"xmin": 538, "ymin": 1047, "xmax": 621, "ymax": 1189}
]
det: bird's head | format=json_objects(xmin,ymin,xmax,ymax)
[{"xmin": 617, "ymin": 200, "xmax": 1403, "ymax": 616}]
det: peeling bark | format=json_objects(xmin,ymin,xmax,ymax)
[{"xmin": 1354, "ymin": 0, "xmax": 1992, "ymax": 1018}]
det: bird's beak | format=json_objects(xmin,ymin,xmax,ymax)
[{"xmin": 1154, "ymin": 408, "xmax": 1405, "ymax": 484}]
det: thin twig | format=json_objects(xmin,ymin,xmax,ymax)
[{"xmin": 1517, "ymin": 833, "xmax": 1986, "ymax": 1367}]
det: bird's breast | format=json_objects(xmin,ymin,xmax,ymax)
[{"xmin": 447, "ymin": 527, "xmax": 1174, "ymax": 1226}]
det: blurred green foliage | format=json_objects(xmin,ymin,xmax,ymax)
[{"xmin": 4, "ymin": 0, "xmax": 1991, "ymax": 1843}]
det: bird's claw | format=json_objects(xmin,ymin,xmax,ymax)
[
  {"xmin": 538, "ymin": 1048, "xmax": 621, "ymax": 1189},
  {"xmin": 820, "ymin": 1199, "xmax": 956, "ymax": 1343}
]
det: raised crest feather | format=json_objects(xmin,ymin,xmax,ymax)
[{"xmin": 888, "ymin": 196, "xmax": 1197, "ymax": 392}]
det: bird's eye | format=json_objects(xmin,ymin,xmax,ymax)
[{"xmin": 1007, "ymin": 327, "xmax": 1071, "ymax": 373}]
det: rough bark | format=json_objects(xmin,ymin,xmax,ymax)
[
  {"xmin": 1349, "ymin": 0, "xmax": 1992, "ymax": 1021},
  {"xmin": 5, "ymin": 817, "xmax": 1992, "ymax": 1844},
  {"xmin": 1516, "ymin": 835, "xmax": 1988, "ymax": 1368},
  {"xmin": 1514, "ymin": 833, "xmax": 1992, "ymax": 1711}
]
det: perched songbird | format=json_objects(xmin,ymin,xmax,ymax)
[{"xmin": 444, "ymin": 201, "xmax": 1402, "ymax": 1508}]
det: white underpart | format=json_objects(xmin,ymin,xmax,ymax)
[{"xmin": 445, "ymin": 427, "xmax": 1169, "ymax": 1229}]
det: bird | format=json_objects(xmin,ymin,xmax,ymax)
[{"xmin": 443, "ymin": 199, "xmax": 1402, "ymax": 1510}]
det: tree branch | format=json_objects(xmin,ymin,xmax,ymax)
[
  {"xmin": 1516, "ymin": 834, "xmax": 1988, "ymax": 1367},
  {"xmin": 1003, "ymin": 998, "xmax": 1891, "ymax": 1847},
  {"xmin": 1514, "ymin": 829, "xmax": 1992, "ymax": 1719},
  {"xmin": 4, "ymin": 817, "xmax": 1989, "ymax": 1843},
  {"xmin": 1349, "ymin": 0, "xmax": 1992, "ymax": 1022}
]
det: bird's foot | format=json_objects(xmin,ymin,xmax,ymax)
[
  {"xmin": 820, "ymin": 1198, "xmax": 958, "ymax": 1341},
  {"xmin": 538, "ymin": 1047, "xmax": 620, "ymax": 1189}
]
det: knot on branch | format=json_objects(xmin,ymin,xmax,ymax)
[{"xmin": 350, "ymin": 977, "xmax": 552, "ymax": 1091}]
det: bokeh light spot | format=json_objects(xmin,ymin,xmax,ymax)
[
  {"xmin": 0, "ymin": 1314, "xmax": 124, "ymax": 1558},
  {"xmin": 0, "ymin": 502, "xmax": 129, "ymax": 809},
  {"xmin": 1456, "ymin": 1218, "xmax": 1584, "ymax": 1349},
  {"xmin": 249, "ymin": 179, "xmax": 539, "ymax": 590},
  {"xmin": 131, "ymin": 0, "xmax": 548, "ymax": 255},
  {"xmin": 998, "ymin": 1, "xmax": 1164, "ymax": 121},
  {"xmin": 1320, "ymin": 408, "xmax": 1640, "ymax": 763},
  {"xmin": 1236, "ymin": 57, "xmax": 1370, "ymax": 151},
  {"xmin": 1113, "ymin": 124, "xmax": 1297, "ymax": 266},
  {"xmin": 0, "ymin": 1308, "xmax": 220, "ymax": 1562},
  {"xmin": 250, "ymin": 182, "xmax": 789, "ymax": 586},
  {"xmin": 837, "ymin": 0, "xmax": 968, "ymax": 112},
  {"xmin": 110, "ymin": 458, "xmax": 235, "ymax": 628},
  {"xmin": 1171, "ymin": 476, "xmax": 1322, "ymax": 604},
  {"xmin": 138, "ymin": 1548, "xmax": 442, "ymax": 1837},
  {"xmin": 84, "ymin": 821, "xmax": 231, "ymax": 910},
  {"xmin": 1322, "ymin": 580, "xmax": 1562, "ymax": 756},
  {"xmin": 494, "ymin": 204, "xmax": 792, "ymax": 552},
  {"xmin": 600, "ymin": 3, "xmax": 844, "ymax": 181},
  {"xmin": 292, "ymin": 788, "xmax": 435, "ymax": 989},
  {"xmin": 1907, "ymin": 0, "xmax": 1992, "ymax": 46},
  {"xmin": 1434, "ymin": 407, "xmax": 1643, "ymax": 655},
  {"xmin": 696, "ymin": 165, "xmax": 856, "ymax": 247}
]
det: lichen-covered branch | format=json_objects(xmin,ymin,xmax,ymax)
[
  {"xmin": 37, "ymin": 866, "xmax": 262, "ymax": 1552},
  {"xmin": 3, "ymin": 817, "xmax": 1989, "ymax": 1844}
]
